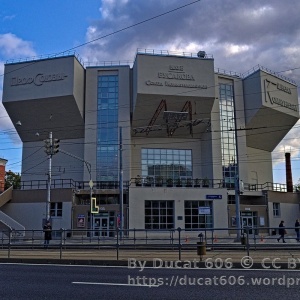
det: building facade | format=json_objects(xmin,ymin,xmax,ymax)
[{"xmin": 1, "ymin": 50, "xmax": 299, "ymax": 237}]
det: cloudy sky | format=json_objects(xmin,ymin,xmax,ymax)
[{"xmin": 0, "ymin": 0, "xmax": 300, "ymax": 184}]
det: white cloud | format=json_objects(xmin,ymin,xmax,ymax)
[
  {"xmin": 0, "ymin": 33, "xmax": 36, "ymax": 58},
  {"xmin": 0, "ymin": 34, "xmax": 36, "ymax": 151}
]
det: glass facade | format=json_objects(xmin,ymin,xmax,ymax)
[
  {"xmin": 145, "ymin": 200, "xmax": 174, "ymax": 229},
  {"xmin": 141, "ymin": 148, "xmax": 192, "ymax": 181},
  {"xmin": 219, "ymin": 84, "xmax": 237, "ymax": 188},
  {"xmin": 96, "ymin": 75, "xmax": 119, "ymax": 181},
  {"xmin": 184, "ymin": 200, "xmax": 213, "ymax": 229}
]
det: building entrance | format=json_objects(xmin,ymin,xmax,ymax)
[
  {"xmin": 241, "ymin": 212, "xmax": 257, "ymax": 234},
  {"xmin": 242, "ymin": 216, "xmax": 253, "ymax": 234},
  {"xmin": 93, "ymin": 216, "xmax": 109, "ymax": 237}
]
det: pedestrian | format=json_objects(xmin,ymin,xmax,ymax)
[
  {"xmin": 43, "ymin": 221, "xmax": 52, "ymax": 248},
  {"xmin": 295, "ymin": 219, "xmax": 300, "ymax": 242},
  {"xmin": 277, "ymin": 220, "xmax": 286, "ymax": 243}
]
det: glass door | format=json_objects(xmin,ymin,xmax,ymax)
[
  {"xmin": 242, "ymin": 216, "xmax": 253, "ymax": 234},
  {"xmin": 99, "ymin": 217, "xmax": 109, "ymax": 237},
  {"xmin": 93, "ymin": 217, "xmax": 109, "ymax": 237}
]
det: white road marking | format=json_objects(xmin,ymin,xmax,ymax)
[{"xmin": 72, "ymin": 281, "xmax": 159, "ymax": 287}]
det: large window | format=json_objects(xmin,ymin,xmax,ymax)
[
  {"xmin": 145, "ymin": 200, "xmax": 174, "ymax": 229},
  {"xmin": 219, "ymin": 84, "xmax": 237, "ymax": 188},
  {"xmin": 141, "ymin": 148, "xmax": 192, "ymax": 181},
  {"xmin": 96, "ymin": 75, "xmax": 119, "ymax": 181},
  {"xmin": 184, "ymin": 201, "xmax": 213, "ymax": 229}
]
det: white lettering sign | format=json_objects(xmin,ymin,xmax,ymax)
[{"xmin": 11, "ymin": 73, "xmax": 68, "ymax": 87}]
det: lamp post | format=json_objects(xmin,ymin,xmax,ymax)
[{"xmin": 58, "ymin": 149, "xmax": 96, "ymax": 214}]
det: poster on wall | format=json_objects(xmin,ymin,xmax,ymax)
[{"xmin": 77, "ymin": 214, "xmax": 85, "ymax": 228}]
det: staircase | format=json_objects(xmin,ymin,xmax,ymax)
[
  {"xmin": 0, "ymin": 186, "xmax": 13, "ymax": 207},
  {"xmin": 0, "ymin": 187, "xmax": 25, "ymax": 237}
]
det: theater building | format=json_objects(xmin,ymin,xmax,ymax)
[{"xmin": 1, "ymin": 50, "xmax": 299, "ymax": 237}]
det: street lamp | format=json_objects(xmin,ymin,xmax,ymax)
[{"xmin": 58, "ymin": 149, "xmax": 98, "ymax": 214}]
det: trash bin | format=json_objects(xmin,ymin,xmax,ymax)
[
  {"xmin": 197, "ymin": 233, "xmax": 206, "ymax": 257},
  {"xmin": 197, "ymin": 241, "xmax": 206, "ymax": 255},
  {"xmin": 272, "ymin": 230, "xmax": 276, "ymax": 236}
]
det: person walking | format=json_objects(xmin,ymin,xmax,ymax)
[
  {"xmin": 277, "ymin": 220, "xmax": 286, "ymax": 243},
  {"xmin": 43, "ymin": 221, "xmax": 52, "ymax": 248},
  {"xmin": 295, "ymin": 219, "xmax": 300, "ymax": 242}
]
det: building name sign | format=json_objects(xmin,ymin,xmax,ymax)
[
  {"xmin": 277, "ymin": 83, "xmax": 291, "ymax": 94},
  {"xmin": 145, "ymin": 65, "xmax": 208, "ymax": 90},
  {"xmin": 265, "ymin": 79, "xmax": 297, "ymax": 112},
  {"xmin": 11, "ymin": 73, "xmax": 68, "ymax": 87},
  {"xmin": 270, "ymin": 96, "xmax": 297, "ymax": 111}
]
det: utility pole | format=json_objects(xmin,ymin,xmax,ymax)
[
  {"xmin": 232, "ymin": 91, "xmax": 241, "ymax": 241},
  {"xmin": 46, "ymin": 132, "xmax": 52, "ymax": 222},
  {"xmin": 119, "ymin": 127, "xmax": 124, "ymax": 238},
  {"xmin": 44, "ymin": 132, "xmax": 60, "ymax": 222}
]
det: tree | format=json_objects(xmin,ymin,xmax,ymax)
[
  {"xmin": 5, "ymin": 170, "xmax": 21, "ymax": 190},
  {"xmin": 295, "ymin": 179, "xmax": 300, "ymax": 192}
]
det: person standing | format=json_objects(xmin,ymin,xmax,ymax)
[
  {"xmin": 295, "ymin": 219, "xmax": 300, "ymax": 242},
  {"xmin": 277, "ymin": 220, "xmax": 286, "ymax": 243},
  {"xmin": 43, "ymin": 221, "xmax": 52, "ymax": 248}
]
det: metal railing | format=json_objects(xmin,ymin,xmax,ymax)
[
  {"xmin": 131, "ymin": 177, "xmax": 288, "ymax": 192},
  {"xmin": 0, "ymin": 227, "xmax": 299, "ymax": 260},
  {"xmin": 18, "ymin": 179, "xmax": 130, "ymax": 191},
  {"xmin": 17, "ymin": 177, "xmax": 290, "ymax": 192}
]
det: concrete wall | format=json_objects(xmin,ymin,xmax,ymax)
[
  {"xmin": 21, "ymin": 138, "xmax": 84, "ymax": 183},
  {"xmin": 129, "ymin": 187, "xmax": 228, "ymax": 233},
  {"xmin": 268, "ymin": 191, "xmax": 300, "ymax": 235}
]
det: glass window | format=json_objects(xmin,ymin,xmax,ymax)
[
  {"xmin": 141, "ymin": 148, "xmax": 192, "ymax": 182},
  {"xmin": 219, "ymin": 83, "xmax": 237, "ymax": 189},
  {"xmin": 50, "ymin": 202, "xmax": 62, "ymax": 217},
  {"xmin": 145, "ymin": 200, "xmax": 174, "ymax": 229},
  {"xmin": 184, "ymin": 201, "xmax": 213, "ymax": 229},
  {"xmin": 96, "ymin": 75, "xmax": 119, "ymax": 181},
  {"xmin": 273, "ymin": 203, "xmax": 280, "ymax": 217}
]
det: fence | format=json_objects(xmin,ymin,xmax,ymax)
[{"xmin": 0, "ymin": 226, "xmax": 299, "ymax": 261}]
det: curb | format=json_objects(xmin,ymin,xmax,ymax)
[{"xmin": 0, "ymin": 258, "xmax": 298, "ymax": 270}]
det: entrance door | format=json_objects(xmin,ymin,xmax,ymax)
[
  {"xmin": 93, "ymin": 217, "xmax": 109, "ymax": 237},
  {"xmin": 242, "ymin": 216, "xmax": 253, "ymax": 234},
  {"xmin": 99, "ymin": 217, "xmax": 109, "ymax": 237}
]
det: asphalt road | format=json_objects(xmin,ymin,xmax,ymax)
[{"xmin": 1, "ymin": 263, "xmax": 300, "ymax": 299}]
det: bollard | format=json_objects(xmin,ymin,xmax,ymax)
[
  {"xmin": 241, "ymin": 236, "xmax": 246, "ymax": 245},
  {"xmin": 197, "ymin": 233, "xmax": 206, "ymax": 260}
]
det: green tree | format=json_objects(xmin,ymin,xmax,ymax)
[{"xmin": 5, "ymin": 170, "xmax": 21, "ymax": 190}]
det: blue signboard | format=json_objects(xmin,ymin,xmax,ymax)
[{"xmin": 206, "ymin": 195, "xmax": 222, "ymax": 199}]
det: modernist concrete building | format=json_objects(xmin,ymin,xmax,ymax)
[{"xmin": 1, "ymin": 50, "xmax": 299, "ymax": 238}]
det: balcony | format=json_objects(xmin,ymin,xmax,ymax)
[
  {"xmin": 12, "ymin": 178, "xmax": 289, "ymax": 193},
  {"xmin": 132, "ymin": 176, "xmax": 289, "ymax": 192}
]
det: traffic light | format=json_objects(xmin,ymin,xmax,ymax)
[
  {"xmin": 53, "ymin": 139, "xmax": 60, "ymax": 154},
  {"xmin": 44, "ymin": 139, "xmax": 52, "ymax": 155},
  {"xmin": 91, "ymin": 197, "xmax": 99, "ymax": 214},
  {"xmin": 44, "ymin": 137, "xmax": 60, "ymax": 155}
]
